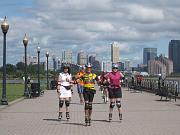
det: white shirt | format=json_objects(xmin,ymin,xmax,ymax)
[{"xmin": 59, "ymin": 72, "xmax": 72, "ymax": 86}]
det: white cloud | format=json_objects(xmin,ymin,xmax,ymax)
[{"xmin": 127, "ymin": 4, "xmax": 164, "ymax": 23}]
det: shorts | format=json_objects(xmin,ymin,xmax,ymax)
[
  {"xmin": 108, "ymin": 87, "xmax": 122, "ymax": 99},
  {"xmin": 83, "ymin": 88, "xmax": 96, "ymax": 102},
  {"xmin": 77, "ymin": 84, "xmax": 84, "ymax": 94}
]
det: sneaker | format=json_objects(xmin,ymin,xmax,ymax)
[
  {"xmin": 119, "ymin": 113, "xmax": 122, "ymax": 120},
  {"xmin": 109, "ymin": 113, "xmax": 112, "ymax": 121},
  {"xmin": 58, "ymin": 112, "xmax": 62, "ymax": 120},
  {"xmin": 66, "ymin": 112, "xmax": 70, "ymax": 120}
]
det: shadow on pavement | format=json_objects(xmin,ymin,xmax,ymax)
[
  {"xmin": 93, "ymin": 102, "xmax": 105, "ymax": 104},
  {"xmin": 43, "ymin": 118, "xmax": 66, "ymax": 122},
  {"xmin": 62, "ymin": 122, "xmax": 85, "ymax": 126},
  {"xmin": 155, "ymin": 99, "xmax": 169, "ymax": 102},
  {"xmin": 92, "ymin": 119, "xmax": 121, "ymax": 123},
  {"xmin": 70, "ymin": 102, "xmax": 83, "ymax": 105}
]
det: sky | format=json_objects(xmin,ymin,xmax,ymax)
[{"xmin": 0, "ymin": 0, "xmax": 180, "ymax": 66}]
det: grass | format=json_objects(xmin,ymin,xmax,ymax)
[{"xmin": 0, "ymin": 83, "xmax": 24, "ymax": 103}]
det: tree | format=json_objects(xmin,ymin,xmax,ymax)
[
  {"xmin": 16, "ymin": 62, "xmax": 25, "ymax": 71},
  {"xmin": 6, "ymin": 64, "xmax": 16, "ymax": 74}
]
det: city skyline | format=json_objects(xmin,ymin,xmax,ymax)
[{"xmin": 0, "ymin": 0, "xmax": 179, "ymax": 66}]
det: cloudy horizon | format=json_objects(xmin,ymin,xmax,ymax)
[{"xmin": 0, "ymin": 0, "xmax": 180, "ymax": 66}]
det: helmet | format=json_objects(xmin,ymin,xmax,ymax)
[
  {"xmin": 112, "ymin": 63, "xmax": 118, "ymax": 69},
  {"xmin": 85, "ymin": 63, "xmax": 92, "ymax": 68}
]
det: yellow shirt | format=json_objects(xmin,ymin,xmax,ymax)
[{"xmin": 83, "ymin": 73, "xmax": 97, "ymax": 90}]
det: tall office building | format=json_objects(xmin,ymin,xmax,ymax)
[
  {"xmin": 169, "ymin": 40, "xmax": 180, "ymax": 73},
  {"xmin": 148, "ymin": 55, "xmax": 173, "ymax": 75},
  {"xmin": 111, "ymin": 42, "xmax": 120, "ymax": 63},
  {"xmin": 156, "ymin": 55, "xmax": 173, "ymax": 75},
  {"xmin": 77, "ymin": 51, "xmax": 88, "ymax": 65},
  {"xmin": 89, "ymin": 55, "xmax": 96, "ymax": 64},
  {"xmin": 148, "ymin": 60, "xmax": 166, "ymax": 75},
  {"xmin": 57, "ymin": 59, "xmax": 61, "ymax": 70},
  {"xmin": 62, "ymin": 50, "xmax": 72, "ymax": 63},
  {"xmin": 143, "ymin": 48, "xmax": 157, "ymax": 65},
  {"xmin": 124, "ymin": 60, "xmax": 131, "ymax": 71},
  {"xmin": 101, "ymin": 61, "xmax": 112, "ymax": 72}
]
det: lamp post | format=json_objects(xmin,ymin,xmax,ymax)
[
  {"xmin": 52, "ymin": 55, "xmax": 56, "ymax": 80},
  {"xmin": 23, "ymin": 34, "xmax": 28, "ymax": 96},
  {"xmin": 46, "ymin": 52, "xmax": 49, "ymax": 90},
  {"xmin": 37, "ymin": 46, "xmax": 41, "ymax": 95},
  {"xmin": 1, "ymin": 16, "xmax": 9, "ymax": 105}
]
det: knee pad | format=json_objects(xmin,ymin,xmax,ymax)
[
  {"xmin": 116, "ymin": 101, "xmax": 121, "ymax": 108},
  {"xmin": 110, "ymin": 102, "xmax": 115, "ymax": 108},
  {"xmin": 85, "ymin": 102, "xmax": 89, "ymax": 110},
  {"xmin": 88, "ymin": 103, "xmax": 92, "ymax": 110},
  {"xmin": 59, "ymin": 100, "xmax": 64, "ymax": 108},
  {"xmin": 65, "ymin": 100, "xmax": 70, "ymax": 107}
]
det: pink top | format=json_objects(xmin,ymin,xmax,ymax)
[{"xmin": 108, "ymin": 71, "xmax": 123, "ymax": 88}]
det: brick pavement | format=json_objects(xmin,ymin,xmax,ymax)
[{"xmin": 0, "ymin": 86, "xmax": 180, "ymax": 135}]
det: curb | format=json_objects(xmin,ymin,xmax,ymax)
[{"xmin": 0, "ymin": 97, "xmax": 25, "ymax": 111}]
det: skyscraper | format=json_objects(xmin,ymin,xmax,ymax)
[
  {"xmin": 77, "ymin": 51, "xmax": 88, "ymax": 65},
  {"xmin": 169, "ymin": 40, "xmax": 180, "ymax": 73},
  {"xmin": 89, "ymin": 55, "xmax": 95, "ymax": 64},
  {"xmin": 62, "ymin": 50, "xmax": 72, "ymax": 63},
  {"xmin": 124, "ymin": 60, "xmax": 131, "ymax": 71},
  {"xmin": 101, "ymin": 61, "xmax": 112, "ymax": 72},
  {"xmin": 148, "ymin": 55, "xmax": 173, "ymax": 75},
  {"xmin": 111, "ymin": 42, "xmax": 120, "ymax": 63},
  {"xmin": 143, "ymin": 48, "xmax": 157, "ymax": 65}
]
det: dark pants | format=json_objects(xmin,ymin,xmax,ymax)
[{"xmin": 83, "ymin": 89, "xmax": 95, "ymax": 102}]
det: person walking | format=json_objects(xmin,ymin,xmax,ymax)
[
  {"xmin": 76, "ymin": 65, "xmax": 85, "ymax": 104},
  {"xmin": 81, "ymin": 63, "xmax": 99, "ymax": 126},
  {"xmin": 57, "ymin": 64, "xmax": 73, "ymax": 120},
  {"xmin": 106, "ymin": 63, "xmax": 124, "ymax": 121}
]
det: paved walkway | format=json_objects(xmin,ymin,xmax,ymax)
[{"xmin": 0, "ymin": 86, "xmax": 180, "ymax": 135}]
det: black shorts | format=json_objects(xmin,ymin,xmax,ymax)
[
  {"xmin": 108, "ymin": 87, "xmax": 122, "ymax": 99},
  {"xmin": 83, "ymin": 89, "xmax": 96, "ymax": 102}
]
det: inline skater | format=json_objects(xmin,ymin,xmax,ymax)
[{"xmin": 106, "ymin": 63, "xmax": 124, "ymax": 121}]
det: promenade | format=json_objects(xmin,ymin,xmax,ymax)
[{"xmin": 0, "ymin": 86, "xmax": 180, "ymax": 135}]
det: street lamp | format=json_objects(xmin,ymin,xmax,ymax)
[
  {"xmin": 23, "ymin": 34, "xmax": 28, "ymax": 96},
  {"xmin": 1, "ymin": 16, "xmax": 9, "ymax": 105},
  {"xmin": 37, "ymin": 46, "xmax": 41, "ymax": 95},
  {"xmin": 46, "ymin": 52, "xmax": 49, "ymax": 90},
  {"xmin": 52, "ymin": 55, "xmax": 56, "ymax": 80}
]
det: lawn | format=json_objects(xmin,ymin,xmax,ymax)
[{"xmin": 0, "ymin": 83, "xmax": 24, "ymax": 103}]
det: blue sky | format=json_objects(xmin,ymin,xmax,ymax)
[
  {"xmin": 0, "ymin": 0, "xmax": 179, "ymax": 66},
  {"xmin": 0, "ymin": 0, "xmax": 35, "ymax": 17}
]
